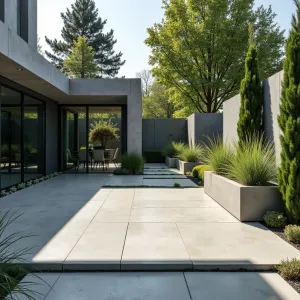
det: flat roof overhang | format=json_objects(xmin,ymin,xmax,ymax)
[{"xmin": 0, "ymin": 21, "xmax": 140, "ymax": 106}]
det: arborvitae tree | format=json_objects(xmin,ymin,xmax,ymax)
[
  {"xmin": 278, "ymin": 0, "xmax": 300, "ymax": 224},
  {"xmin": 237, "ymin": 25, "xmax": 263, "ymax": 143},
  {"xmin": 45, "ymin": 0, "xmax": 125, "ymax": 77},
  {"xmin": 63, "ymin": 36, "xmax": 99, "ymax": 79}
]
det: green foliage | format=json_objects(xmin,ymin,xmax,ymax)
[
  {"xmin": 174, "ymin": 183, "xmax": 181, "ymax": 188},
  {"xmin": 178, "ymin": 145, "xmax": 203, "ymax": 163},
  {"xmin": 45, "ymin": 0, "xmax": 124, "ymax": 77},
  {"xmin": 284, "ymin": 225, "xmax": 300, "ymax": 244},
  {"xmin": 162, "ymin": 143, "xmax": 176, "ymax": 158},
  {"xmin": 263, "ymin": 211, "xmax": 287, "ymax": 228},
  {"xmin": 113, "ymin": 168, "xmax": 130, "ymax": 176},
  {"xmin": 143, "ymin": 151, "xmax": 165, "ymax": 163},
  {"xmin": 145, "ymin": 0, "xmax": 285, "ymax": 114},
  {"xmin": 278, "ymin": 258, "xmax": 300, "ymax": 281},
  {"xmin": 63, "ymin": 36, "xmax": 99, "ymax": 78},
  {"xmin": 1, "ymin": 145, "xmax": 19, "ymax": 157},
  {"xmin": 192, "ymin": 166, "xmax": 202, "ymax": 179},
  {"xmin": 278, "ymin": 0, "xmax": 300, "ymax": 224},
  {"xmin": 203, "ymin": 137, "xmax": 235, "ymax": 176},
  {"xmin": 229, "ymin": 136, "xmax": 277, "ymax": 186},
  {"xmin": 192, "ymin": 165, "xmax": 212, "ymax": 182},
  {"xmin": 237, "ymin": 25, "xmax": 263, "ymax": 143},
  {"xmin": 143, "ymin": 82, "xmax": 175, "ymax": 118},
  {"xmin": 119, "ymin": 153, "xmax": 144, "ymax": 175},
  {"xmin": 89, "ymin": 120, "xmax": 119, "ymax": 148}
]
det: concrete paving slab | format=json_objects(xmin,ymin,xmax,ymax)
[
  {"xmin": 177, "ymin": 222, "xmax": 300, "ymax": 269},
  {"xmin": 105, "ymin": 176, "xmax": 143, "ymax": 187},
  {"xmin": 143, "ymin": 175, "xmax": 186, "ymax": 179},
  {"xmin": 142, "ymin": 179, "xmax": 175, "ymax": 187},
  {"xmin": 6, "ymin": 273, "xmax": 61, "ymax": 300},
  {"xmin": 65, "ymin": 223, "xmax": 128, "ymax": 271},
  {"xmin": 185, "ymin": 272, "xmax": 300, "ymax": 300},
  {"xmin": 44, "ymin": 272, "xmax": 191, "ymax": 300},
  {"xmin": 121, "ymin": 223, "xmax": 192, "ymax": 270},
  {"xmin": 132, "ymin": 199, "xmax": 219, "ymax": 208},
  {"xmin": 130, "ymin": 207, "xmax": 238, "ymax": 223},
  {"xmin": 172, "ymin": 179, "xmax": 197, "ymax": 187}
]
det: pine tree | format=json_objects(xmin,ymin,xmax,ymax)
[
  {"xmin": 278, "ymin": 0, "xmax": 300, "ymax": 224},
  {"xmin": 63, "ymin": 36, "xmax": 99, "ymax": 79},
  {"xmin": 237, "ymin": 25, "xmax": 263, "ymax": 143},
  {"xmin": 45, "ymin": 0, "xmax": 125, "ymax": 77}
]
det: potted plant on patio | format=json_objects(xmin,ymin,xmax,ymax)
[
  {"xmin": 203, "ymin": 136, "xmax": 283, "ymax": 222},
  {"xmin": 89, "ymin": 120, "xmax": 119, "ymax": 150}
]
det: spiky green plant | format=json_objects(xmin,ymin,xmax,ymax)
[
  {"xmin": 172, "ymin": 142, "xmax": 186, "ymax": 158},
  {"xmin": 228, "ymin": 136, "xmax": 277, "ymax": 186},
  {"xmin": 278, "ymin": 0, "xmax": 300, "ymax": 224},
  {"xmin": 0, "ymin": 211, "xmax": 44, "ymax": 299},
  {"xmin": 178, "ymin": 145, "xmax": 203, "ymax": 162},
  {"xmin": 119, "ymin": 153, "xmax": 144, "ymax": 175},
  {"xmin": 237, "ymin": 24, "xmax": 263, "ymax": 144},
  {"xmin": 162, "ymin": 143, "xmax": 176, "ymax": 158},
  {"xmin": 203, "ymin": 137, "xmax": 235, "ymax": 176}
]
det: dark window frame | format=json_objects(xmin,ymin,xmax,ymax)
[{"xmin": 0, "ymin": 0, "xmax": 4, "ymax": 23}]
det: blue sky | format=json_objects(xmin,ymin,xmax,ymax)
[{"xmin": 38, "ymin": 0, "xmax": 295, "ymax": 78}]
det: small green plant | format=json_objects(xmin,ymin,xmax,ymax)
[
  {"xmin": 174, "ymin": 183, "xmax": 181, "ymax": 188},
  {"xmin": 229, "ymin": 135, "xmax": 276, "ymax": 186},
  {"xmin": 89, "ymin": 120, "xmax": 119, "ymax": 148},
  {"xmin": 173, "ymin": 142, "xmax": 186, "ymax": 158},
  {"xmin": 178, "ymin": 145, "xmax": 203, "ymax": 162},
  {"xmin": 284, "ymin": 225, "xmax": 300, "ymax": 244},
  {"xmin": 277, "ymin": 258, "xmax": 300, "ymax": 281},
  {"xmin": 113, "ymin": 168, "xmax": 130, "ymax": 175},
  {"xmin": 203, "ymin": 137, "xmax": 235, "ymax": 176},
  {"xmin": 119, "ymin": 153, "xmax": 144, "ymax": 175},
  {"xmin": 263, "ymin": 211, "xmax": 287, "ymax": 228},
  {"xmin": 198, "ymin": 165, "xmax": 212, "ymax": 182},
  {"xmin": 192, "ymin": 166, "xmax": 202, "ymax": 178}
]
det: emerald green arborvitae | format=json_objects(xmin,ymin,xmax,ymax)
[
  {"xmin": 278, "ymin": 0, "xmax": 300, "ymax": 224},
  {"xmin": 237, "ymin": 26, "xmax": 263, "ymax": 144}
]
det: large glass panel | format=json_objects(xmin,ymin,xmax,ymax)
[
  {"xmin": 0, "ymin": 86, "xmax": 22, "ymax": 189},
  {"xmin": 88, "ymin": 106, "xmax": 121, "ymax": 173},
  {"xmin": 23, "ymin": 96, "xmax": 45, "ymax": 181},
  {"xmin": 63, "ymin": 107, "xmax": 86, "ymax": 173}
]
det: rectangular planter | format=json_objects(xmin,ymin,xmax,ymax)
[
  {"xmin": 177, "ymin": 160, "xmax": 198, "ymax": 174},
  {"xmin": 165, "ymin": 157, "xmax": 177, "ymax": 168},
  {"xmin": 204, "ymin": 171, "xmax": 283, "ymax": 222}
]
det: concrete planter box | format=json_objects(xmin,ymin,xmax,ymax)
[
  {"xmin": 204, "ymin": 171, "xmax": 283, "ymax": 222},
  {"xmin": 165, "ymin": 157, "xmax": 177, "ymax": 168},
  {"xmin": 177, "ymin": 160, "xmax": 198, "ymax": 174}
]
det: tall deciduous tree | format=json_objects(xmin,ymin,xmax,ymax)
[
  {"xmin": 143, "ymin": 82, "xmax": 175, "ymax": 118},
  {"xmin": 146, "ymin": 0, "xmax": 285, "ymax": 114},
  {"xmin": 45, "ymin": 0, "xmax": 125, "ymax": 77},
  {"xmin": 136, "ymin": 70, "xmax": 154, "ymax": 97},
  {"xmin": 237, "ymin": 25, "xmax": 263, "ymax": 143},
  {"xmin": 63, "ymin": 36, "xmax": 99, "ymax": 78},
  {"xmin": 278, "ymin": 0, "xmax": 300, "ymax": 224}
]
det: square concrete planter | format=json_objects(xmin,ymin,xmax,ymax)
[
  {"xmin": 165, "ymin": 157, "xmax": 177, "ymax": 168},
  {"xmin": 177, "ymin": 160, "xmax": 198, "ymax": 174},
  {"xmin": 204, "ymin": 171, "xmax": 283, "ymax": 222}
]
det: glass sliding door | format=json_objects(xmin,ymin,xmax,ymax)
[
  {"xmin": 0, "ymin": 86, "xmax": 22, "ymax": 189},
  {"xmin": 23, "ymin": 96, "xmax": 45, "ymax": 181}
]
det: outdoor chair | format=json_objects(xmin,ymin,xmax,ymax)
[
  {"xmin": 93, "ymin": 149, "xmax": 105, "ymax": 171},
  {"xmin": 67, "ymin": 149, "xmax": 79, "ymax": 171},
  {"xmin": 104, "ymin": 149, "xmax": 116, "ymax": 170},
  {"xmin": 78, "ymin": 150, "xmax": 87, "ymax": 169}
]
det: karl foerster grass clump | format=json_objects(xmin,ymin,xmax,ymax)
[
  {"xmin": 178, "ymin": 145, "xmax": 203, "ymax": 162},
  {"xmin": 277, "ymin": 258, "xmax": 300, "ymax": 281},
  {"xmin": 229, "ymin": 136, "xmax": 276, "ymax": 186},
  {"xmin": 284, "ymin": 225, "xmax": 300, "ymax": 244},
  {"xmin": 119, "ymin": 153, "xmax": 144, "ymax": 175},
  {"xmin": 263, "ymin": 211, "xmax": 287, "ymax": 228},
  {"xmin": 203, "ymin": 137, "xmax": 235, "ymax": 176}
]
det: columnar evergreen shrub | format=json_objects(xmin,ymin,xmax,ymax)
[
  {"xmin": 278, "ymin": 0, "xmax": 300, "ymax": 224},
  {"xmin": 237, "ymin": 25, "xmax": 263, "ymax": 144}
]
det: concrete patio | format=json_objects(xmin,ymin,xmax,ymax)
[
  {"xmin": 9, "ymin": 272, "xmax": 300, "ymax": 300},
  {"xmin": 0, "ymin": 173, "xmax": 300, "ymax": 271}
]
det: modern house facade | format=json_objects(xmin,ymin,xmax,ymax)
[{"xmin": 0, "ymin": 0, "xmax": 142, "ymax": 190}]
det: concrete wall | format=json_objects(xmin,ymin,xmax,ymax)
[
  {"xmin": 27, "ymin": 0, "xmax": 37, "ymax": 51},
  {"xmin": 142, "ymin": 119, "xmax": 187, "ymax": 151},
  {"xmin": 223, "ymin": 94, "xmax": 240, "ymax": 143},
  {"xmin": 223, "ymin": 70, "xmax": 283, "ymax": 163},
  {"xmin": 188, "ymin": 113, "xmax": 223, "ymax": 147},
  {"xmin": 4, "ymin": 0, "xmax": 17, "ymax": 33},
  {"xmin": 46, "ymin": 99, "xmax": 58, "ymax": 173}
]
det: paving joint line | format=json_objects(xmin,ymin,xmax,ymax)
[
  {"xmin": 43, "ymin": 273, "xmax": 62, "ymax": 300},
  {"xmin": 183, "ymin": 272, "xmax": 193, "ymax": 300}
]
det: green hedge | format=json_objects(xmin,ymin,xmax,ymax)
[
  {"xmin": 192, "ymin": 165, "xmax": 212, "ymax": 182},
  {"xmin": 143, "ymin": 151, "xmax": 165, "ymax": 163}
]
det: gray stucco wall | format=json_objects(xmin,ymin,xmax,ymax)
[
  {"xmin": 46, "ymin": 100, "xmax": 58, "ymax": 173},
  {"xmin": 142, "ymin": 119, "xmax": 187, "ymax": 151},
  {"xmin": 223, "ymin": 70, "xmax": 283, "ymax": 164},
  {"xmin": 188, "ymin": 113, "xmax": 223, "ymax": 146}
]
